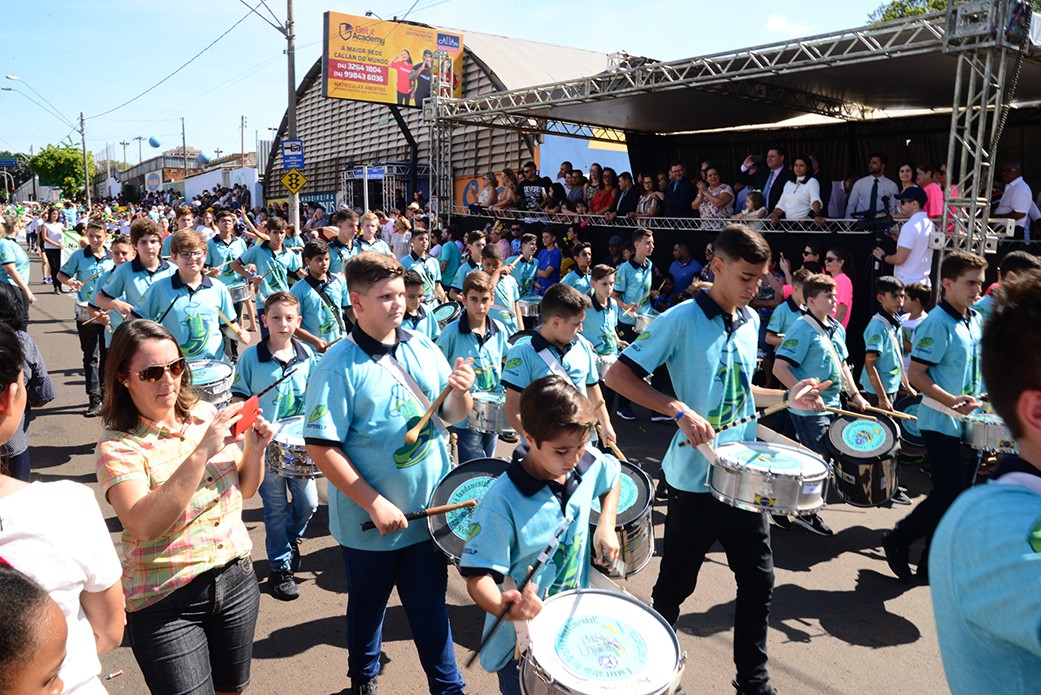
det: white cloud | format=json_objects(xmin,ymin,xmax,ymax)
[{"xmin": 765, "ymin": 14, "xmax": 814, "ymax": 36}]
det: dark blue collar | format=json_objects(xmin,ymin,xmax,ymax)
[
  {"xmin": 628, "ymin": 257, "xmax": 650, "ymax": 271},
  {"xmin": 507, "ymin": 443, "xmax": 594, "ymax": 497},
  {"xmin": 591, "ymin": 294, "xmax": 609, "ymax": 312},
  {"xmin": 458, "ymin": 311, "xmax": 500, "ymax": 338},
  {"xmin": 696, "ymin": 290, "xmax": 751, "ymax": 334},
  {"xmin": 331, "ymin": 238, "xmax": 355, "ymax": 250},
  {"xmin": 171, "ymin": 273, "xmax": 213, "ymax": 290},
  {"xmin": 939, "ymin": 299, "xmax": 976, "ymax": 326},
  {"xmin": 257, "ymin": 337, "xmax": 309, "ymax": 367},
  {"xmin": 807, "ymin": 311, "xmax": 839, "ymax": 335},
  {"xmin": 878, "ymin": 310, "xmax": 901, "ymax": 329},
  {"xmin": 350, "ymin": 324, "xmax": 412, "ymax": 358},
  {"xmin": 131, "ymin": 257, "xmax": 170, "ymax": 274},
  {"xmin": 785, "ymin": 296, "xmax": 803, "ymax": 314},
  {"xmin": 84, "ymin": 247, "xmax": 108, "ymax": 262},
  {"xmin": 993, "ymin": 454, "xmax": 1040, "ymax": 481},
  {"xmin": 304, "ymin": 273, "xmax": 332, "ymax": 290},
  {"xmin": 531, "ymin": 330, "xmax": 575, "ymax": 357},
  {"xmin": 410, "ymin": 251, "xmax": 427, "ymax": 262}
]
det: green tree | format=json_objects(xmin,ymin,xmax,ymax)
[
  {"xmin": 871, "ymin": 0, "xmax": 1041, "ymax": 22},
  {"xmin": 30, "ymin": 139, "xmax": 93, "ymax": 200},
  {"xmin": 0, "ymin": 151, "xmax": 34, "ymax": 188}
]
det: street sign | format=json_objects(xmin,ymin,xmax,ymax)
[
  {"xmin": 281, "ymin": 140, "xmax": 305, "ymax": 170},
  {"xmin": 0, "ymin": 157, "xmax": 17, "ymax": 167},
  {"xmin": 281, "ymin": 168, "xmax": 307, "ymax": 194},
  {"xmin": 351, "ymin": 166, "xmax": 385, "ymax": 180}
]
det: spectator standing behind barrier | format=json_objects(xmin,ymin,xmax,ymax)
[
  {"xmin": 847, "ymin": 154, "xmax": 900, "ymax": 219},
  {"xmin": 769, "ymin": 155, "xmax": 824, "ymax": 229},
  {"xmin": 694, "ymin": 166, "xmax": 735, "ymax": 227},
  {"xmin": 590, "ymin": 168, "xmax": 618, "ymax": 214},
  {"xmin": 488, "ymin": 169, "xmax": 519, "ymax": 210},
  {"xmin": 606, "ymin": 171, "xmax": 639, "ymax": 222},
  {"xmin": 518, "ymin": 161, "xmax": 545, "ymax": 212},
  {"xmin": 632, "ymin": 174, "xmax": 661, "ymax": 218},
  {"xmin": 895, "ymin": 161, "xmax": 917, "ymax": 200},
  {"xmin": 992, "ymin": 161, "xmax": 1033, "ymax": 240},
  {"xmin": 916, "ymin": 163, "xmax": 944, "ymax": 218},
  {"xmin": 824, "ymin": 247, "xmax": 854, "ymax": 329},
  {"xmin": 662, "ymin": 161, "xmax": 697, "ymax": 217},
  {"xmin": 810, "ymin": 154, "xmax": 833, "ymax": 215},
  {"xmin": 874, "ymin": 186, "xmax": 935, "ymax": 287},
  {"xmin": 741, "ymin": 148, "xmax": 794, "ymax": 213}
]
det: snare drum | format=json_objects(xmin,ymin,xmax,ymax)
[
  {"xmin": 521, "ymin": 589, "xmax": 684, "ymax": 695},
  {"xmin": 517, "ymin": 296, "xmax": 543, "ymax": 317},
  {"xmin": 428, "ymin": 458, "xmax": 508, "ymax": 563},
  {"xmin": 709, "ymin": 441, "xmax": 829, "ymax": 516},
  {"xmin": 963, "ymin": 413, "xmax": 1017, "ymax": 453},
  {"xmin": 266, "ymin": 416, "xmax": 324, "ymax": 478},
  {"xmin": 508, "ymin": 329, "xmax": 536, "ymax": 348},
  {"xmin": 227, "ymin": 281, "xmax": 249, "ymax": 304},
  {"xmin": 826, "ymin": 414, "xmax": 900, "ymax": 507},
  {"xmin": 893, "ymin": 395, "xmax": 924, "ymax": 454},
  {"xmin": 596, "ymin": 354, "xmax": 618, "ymax": 381},
  {"xmin": 188, "ymin": 359, "xmax": 235, "ymax": 407},
  {"xmin": 432, "ymin": 302, "xmax": 462, "ymax": 329},
  {"xmin": 468, "ymin": 392, "xmax": 507, "ymax": 434},
  {"xmin": 589, "ymin": 461, "xmax": 653, "ymax": 577},
  {"xmin": 634, "ymin": 313, "xmax": 656, "ymax": 334},
  {"xmin": 74, "ymin": 301, "xmax": 91, "ymax": 322}
]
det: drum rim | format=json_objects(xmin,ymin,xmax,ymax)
[
  {"xmin": 893, "ymin": 395, "xmax": 925, "ymax": 445},
  {"xmin": 715, "ymin": 440, "xmax": 830, "ymax": 477},
  {"xmin": 827, "ymin": 413, "xmax": 901, "ymax": 462},
  {"xmin": 589, "ymin": 460, "xmax": 652, "ymax": 526},
  {"xmin": 428, "ymin": 457, "xmax": 509, "ymax": 561}
]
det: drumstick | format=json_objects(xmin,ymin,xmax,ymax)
[
  {"xmin": 80, "ymin": 309, "xmax": 116, "ymax": 325},
  {"xmin": 465, "ymin": 514, "xmax": 573, "ymax": 669},
  {"xmin": 594, "ymin": 422, "xmax": 627, "ymax": 462},
  {"xmin": 403, "ymin": 358, "xmax": 474, "ymax": 446},
  {"xmin": 230, "ymin": 368, "xmax": 299, "ymax": 437},
  {"xmin": 823, "ymin": 405, "xmax": 877, "ymax": 421},
  {"xmin": 678, "ymin": 384, "xmax": 811, "ymax": 448},
  {"xmin": 864, "ymin": 404, "xmax": 916, "ymax": 421},
  {"xmin": 214, "ymin": 306, "xmax": 238, "ymax": 331},
  {"xmin": 360, "ymin": 499, "xmax": 477, "ymax": 532}
]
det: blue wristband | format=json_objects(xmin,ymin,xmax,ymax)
[{"xmin": 674, "ymin": 406, "xmax": 688, "ymax": 422}]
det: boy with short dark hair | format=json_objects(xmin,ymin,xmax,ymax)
[
  {"xmin": 449, "ymin": 230, "xmax": 487, "ymax": 302},
  {"xmin": 399, "ymin": 227, "xmax": 445, "ymax": 307},
  {"xmin": 304, "ymin": 250, "xmax": 474, "ymax": 695},
  {"xmin": 437, "ymin": 270, "xmax": 510, "ymax": 462},
  {"xmin": 582, "ymin": 264, "xmax": 621, "ymax": 362},
  {"xmin": 480, "ymin": 244, "xmax": 522, "ymax": 335},
  {"xmin": 560, "ymin": 241, "xmax": 593, "ymax": 297},
  {"xmin": 534, "ymin": 227, "xmax": 562, "ymax": 295},
  {"xmin": 901, "ymin": 281, "xmax": 933, "ymax": 373},
  {"xmin": 327, "ymin": 209, "xmax": 360, "ymax": 278},
  {"xmin": 460, "ymin": 375, "xmax": 621, "ymax": 692},
  {"xmin": 612, "ymin": 228, "xmax": 659, "ymax": 421},
  {"xmin": 506, "ymin": 233, "xmax": 539, "ymax": 297},
  {"xmin": 882, "ymin": 250, "xmax": 987, "ymax": 581},
  {"xmin": 231, "ymin": 291, "xmax": 319, "ymax": 600},
  {"xmin": 765, "ymin": 267, "xmax": 811, "ymax": 348},
  {"xmin": 232, "ymin": 217, "xmax": 304, "ymax": 337},
  {"xmin": 860, "ymin": 276, "xmax": 916, "ymax": 413},
  {"xmin": 501, "ymin": 282, "xmax": 616, "ymax": 447},
  {"xmin": 290, "ymin": 239, "xmax": 349, "ymax": 353},
  {"xmin": 94, "ymin": 218, "xmax": 175, "ymax": 329},
  {"xmin": 58, "ymin": 220, "xmax": 114, "ymax": 417},
  {"xmin": 402, "ymin": 269, "xmax": 441, "ymax": 341}
]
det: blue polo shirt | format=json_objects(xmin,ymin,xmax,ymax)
[
  {"xmin": 450, "ymin": 258, "xmax": 480, "ymax": 292},
  {"xmin": 357, "ymin": 237, "xmax": 393, "ymax": 256},
  {"xmin": 859, "ymin": 311, "xmax": 904, "ymax": 396},
  {"xmin": 667, "ymin": 257, "xmax": 702, "ymax": 301},
  {"xmin": 328, "ymin": 238, "xmax": 360, "ymax": 277},
  {"xmin": 303, "ymin": 326, "xmax": 453, "ymax": 551},
  {"xmin": 238, "ymin": 242, "xmax": 301, "ymax": 302},
  {"xmin": 436, "ymin": 313, "xmax": 509, "ymax": 426},
  {"xmin": 581, "ymin": 295, "xmax": 619, "ymax": 357},
  {"xmin": 400, "ymin": 252, "xmax": 442, "ymax": 306},
  {"xmin": 507, "ymin": 255, "xmax": 539, "ymax": 297},
  {"xmin": 0, "ymin": 238, "xmax": 30, "ymax": 285},
  {"xmin": 534, "ymin": 246, "xmax": 562, "ymax": 295},
  {"xmin": 231, "ymin": 337, "xmax": 318, "ymax": 421},
  {"xmin": 94, "ymin": 257, "xmax": 175, "ymax": 344},
  {"xmin": 972, "ymin": 293, "xmax": 994, "ymax": 321},
  {"xmin": 439, "ymin": 241, "xmax": 462, "ymax": 288},
  {"xmin": 775, "ymin": 313, "xmax": 849, "ymax": 415},
  {"xmin": 402, "ymin": 304, "xmax": 440, "ymax": 342},
  {"xmin": 560, "ymin": 267, "xmax": 593, "ymax": 297},
  {"xmin": 133, "ymin": 274, "xmax": 234, "ymax": 361},
  {"xmin": 766, "ymin": 296, "xmax": 804, "ymax": 337},
  {"xmin": 161, "ymin": 233, "xmax": 174, "ymax": 258},
  {"xmin": 490, "ymin": 274, "xmax": 521, "ymax": 336},
  {"xmin": 501, "ymin": 331, "xmax": 599, "ymax": 395},
  {"xmin": 59, "ymin": 248, "xmax": 113, "ymax": 303},
  {"xmin": 459, "ymin": 443, "xmax": 620, "ymax": 672},
  {"xmin": 619, "ymin": 292, "xmax": 758, "ymax": 493},
  {"xmin": 289, "ymin": 273, "xmax": 349, "ymax": 344},
  {"xmin": 206, "ymin": 236, "xmax": 248, "ymax": 287},
  {"xmin": 614, "ymin": 258, "xmax": 654, "ymax": 326},
  {"xmin": 911, "ymin": 299, "xmax": 983, "ymax": 437}
]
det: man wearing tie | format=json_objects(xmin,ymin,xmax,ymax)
[
  {"xmin": 662, "ymin": 161, "xmax": 697, "ymax": 217},
  {"xmin": 846, "ymin": 154, "xmax": 899, "ymax": 220},
  {"xmin": 740, "ymin": 148, "xmax": 794, "ymax": 213},
  {"xmin": 606, "ymin": 172, "xmax": 640, "ymax": 222}
]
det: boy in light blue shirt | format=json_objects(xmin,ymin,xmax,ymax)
[
  {"xmin": 357, "ymin": 211, "xmax": 393, "ymax": 256},
  {"xmin": 449, "ymin": 229, "xmax": 486, "ymax": 302},
  {"xmin": 401, "ymin": 269, "xmax": 441, "ymax": 341},
  {"xmin": 612, "ymin": 228, "xmax": 659, "ymax": 421},
  {"xmin": 399, "ymin": 228, "xmax": 445, "ymax": 308},
  {"xmin": 859, "ymin": 276, "xmax": 916, "ymax": 412},
  {"xmin": 290, "ymin": 239, "xmax": 349, "ymax": 353},
  {"xmin": 506, "ymin": 233, "xmax": 539, "ymax": 298},
  {"xmin": 764, "ymin": 267, "xmax": 809, "ymax": 350},
  {"xmin": 481, "ymin": 244, "xmax": 522, "ymax": 336},
  {"xmin": 559, "ymin": 241, "xmax": 593, "ymax": 297},
  {"xmin": 232, "ymin": 216, "xmax": 303, "ymax": 338},
  {"xmin": 461, "ymin": 375, "xmax": 620, "ymax": 691},
  {"xmin": 303, "ymin": 250, "xmax": 473, "ymax": 695},
  {"xmin": 972, "ymin": 250, "xmax": 1040, "ymax": 320}
]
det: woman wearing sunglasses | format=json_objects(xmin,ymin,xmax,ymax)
[{"xmin": 95, "ymin": 320, "xmax": 276, "ymax": 695}]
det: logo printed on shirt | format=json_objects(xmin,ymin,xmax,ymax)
[
  {"xmin": 308, "ymin": 404, "xmax": 328, "ymax": 423},
  {"xmin": 505, "ymin": 357, "xmax": 523, "ymax": 369},
  {"xmin": 782, "ymin": 338, "xmax": 799, "ymax": 349},
  {"xmin": 915, "ymin": 336, "xmax": 935, "ymax": 349}
]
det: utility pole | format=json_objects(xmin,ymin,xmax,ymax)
[
  {"xmin": 241, "ymin": 115, "xmax": 247, "ymax": 169},
  {"xmin": 80, "ymin": 112, "xmax": 91, "ymax": 208},
  {"xmin": 29, "ymin": 145, "xmax": 36, "ymax": 200},
  {"xmin": 119, "ymin": 140, "xmax": 129, "ymax": 167},
  {"xmin": 181, "ymin": 117, "xmax": 187, "ymax": 181},
  {"xmin": 133, "ymin": 136, "xmax": 144, "ymax": 164},
  {"xmin": 214, "ymin": 148, "xmax": 224, "ymax": 160},
  {"xmin": 287, "ymin": 0, "xmax": 299, "ymax": 231}
]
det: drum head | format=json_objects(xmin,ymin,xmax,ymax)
[
  {"xmin": 715, "ymin": 441, "xmax": 828, "ymax": 477},
  {"xmin": 273, "ymin": 416, "xmax": 306, "ymax": 447},
  {"xmin": 590, "ymin": 461, "xmax": 652, "ymax": 527},
  {"xmin": 188, "ymin": 359, "xmax": 234, "ymax": 386},
  {"xmin": 507, "ymin": 329, "xmax": 535, "ymax": 347},
  {"xmin": 432, "ymin": 302, "xmax": 461, "ymax": 327},
  {"xmin": 527, "ymin": 589, "xmax": 680, "ymax": 694},
  {"xmin": 893, "ymin": 395, "xmax": 924, "ymax": 447},
  {"xmin": 428, "ymin": 458, "xmax": 508, "ymax": 562},
  {"xmin": 827, "ymin": 414, "xmax": 899, "ymax": 461}
]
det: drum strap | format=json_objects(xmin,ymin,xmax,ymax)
[
  {"xmin": 345, "ymin": 334, "xmax": 449, "ymax": 439},
  {"xmin": 799, "ymin": 315, "xmax": 854, "ymax": 396},
  {"xmin": 307, "ymin": 276, "xmax": 346, "ymax": 334},
  {"xmin": 536, "ymin": 347, "xmax": 573, "ymax": 382},
  {"xmin": 920, "ymin": 395, "xmax": 969, "ymax": 421}
]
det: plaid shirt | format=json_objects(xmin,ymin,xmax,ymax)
[{"xmin": 95, "ymin": 402, "xmax": 252, "ymax": 611}]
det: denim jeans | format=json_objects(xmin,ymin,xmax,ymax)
[
  {"xmin": 496, "ymin": 659, "xmax": 522, "ymax": 695},
  {"xmin": 126, "ymin": 556, "xmax": 260, "ymax": 695},
  {"xmin": 791, "ymin": 412, "xmax": 833, "ymax": 460},
  {"xmin": 451, "ymin": 426, "xmax": 498, "ymax": 464},
  {"xmin": 76, "ymin": 319, "xmax": 107, "ymax": 400},
  {"xmin": 652, "ymin": 490, "xmax": 774, "ymax": 692},
  {"xmin": 258, "ymin": 473, "xmax": 318, "ymax": 572},
  {"xmin": 891, "ymin": 431, "xmax": 976, "ymax": 547},
  {"xmin": 340, "ymin": 541, "xmax": 465, "ymax": 694}
]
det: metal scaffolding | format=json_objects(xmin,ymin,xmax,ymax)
[{"xmin": 425, "ymin": 50, "xmax": 455, "ymax": 220}]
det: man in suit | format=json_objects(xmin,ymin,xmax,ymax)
[
  {"xmin": 739, "ymin": 147, "xmax": 794, "ymax": 213},
  {"xmin": 662, "ymin": 161, "xmax": 697, "ymax": 217},
  {"xmin": 606, "ymin": 172, "xmax": 640, "ymax": 222}
]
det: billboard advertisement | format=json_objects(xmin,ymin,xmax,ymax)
[{"xmin": 322, "ymin": 12, "xmax": 463, "ymax": 108}]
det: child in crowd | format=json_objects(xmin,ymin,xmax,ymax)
[
  {"xmin": 972, "ymin": 249, "xmax": 1041, "ymax": 319},
  {"xmin": 232, "ymin": 292, "xmax": 319, "ymax": 601},
  {"xmin": 765, "ymin": 267, "xmax": 811, "ymax": 348},
  {"xmin": 501, "ymin": 282, "xmax": 616, "ymax": 447},
  {"xmin": 399, "ymin": 227, "xmax": 445, "ymax": 308},
  {"xmin": 613, "ymin": 228, "xmax": 659, "ymax": 421},
  {"xmin": 560, "ymin": 241, "xmax": 593, "ymax": 297},
  {"xmin": 134, "ymin": 229, "xmax": 250, "ymax": 362},
  {"xmin": 402, "ymin": 269, "xmax": 441, "ymax": 341},
  {"xmin": 303, "ymin": 251, "xmax": 474, "ymax": 695},
  {"xmin": 534, "ymin": 227, "xmax": 562, "ymax": 295},
  {"xmin": 460, "ymin": 375, "xmax": 621, "ymax": 693},
  {"xmin": 507, "ymin": 233, "xmax": 539, "ymax": 298},
  {"xmin": 438, "ymin": 225, "xmax": 464, "ymax": 291},
  {"xmin": 900, "ymin": 281, "xmax": 933, "ymax": 373},
  {"xmin": 232, "ymin": 216, "xmax": 303, "ymax": 338},
  {"xmin": 58, "ymin": 220, "xmax": 114, "ymax": 417},
  {"xmin": 327, "ymin": 209, "xmax": 361, "ymax": 278},
  {"xmin": 86, "ymin": 234, "xmax": 134, "ymax": 350},
  {"xmin": 290, "ymin": 239, "xmax": 349, "ymax": 353},
  {"xmin": 206, "ymin": 209, "xmax": 249, "ymax": 327},
  {"xmin": 449, "ymin": 230, "xmax": 487, "ymax": 302},
  {"xmin": 357, "ymin": 211, "xmax": 393, "ymax": 256},
  {"xmin": 774, "ymin": 273, "xmax": 869, "ymax": 535},
  {"xmin": 0, "ymin": 565, "xmax": 69, "ymax": 695},
  {"xmin": 480, "ymin": 244, "xmax": 522, "ymax": 336},
  {"xmin": 437, "ymin": 270, "xmax": 510, "ymax": 463},
  {"xmin": 582, "ymin": 263, "xmax": 622, "ymax": 413}
]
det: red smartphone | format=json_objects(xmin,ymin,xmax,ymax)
[{"xmin": 231, "ymin": 396, "xmax": 259, "ymax": 437}]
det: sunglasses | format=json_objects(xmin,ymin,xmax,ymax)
[
  {"xmin": 137, "ymin": 357, "xmax": 187, "ymax": 383},
  {"xmin": 825, "ymin": 256, "xmax": 839, "ymax": 262},
  {"xmin": 802, "ymin": 250, "xmax": 815, "ymax": 256}
]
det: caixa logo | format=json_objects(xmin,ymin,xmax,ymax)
[{"xmin": 436, "ymin": 33, "xmax": 461, "ymax": 52}]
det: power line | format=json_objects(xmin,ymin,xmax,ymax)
[{"xmin": 87, "ymin": 2, "xmax": 264, "ymax": 120}]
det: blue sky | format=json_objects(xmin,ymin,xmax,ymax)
[{"xmin": 1, "ymin": 1, "xmax": 884, "ymax": 164}]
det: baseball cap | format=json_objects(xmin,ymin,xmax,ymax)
[{"xmin": 895, "ymin": 186, "xmax": 927, "ymax": 206}]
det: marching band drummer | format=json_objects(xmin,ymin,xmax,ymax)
[
  {"xmin": 95, "ymin": 320, "xmax": 276, "ymax": 695},
  {"xmin": 231, "ymin": 292, "xmax": 319, "ymax": 602},
  {"xmin": 460, "ymin": 375, "xmax": 621, "ymax": 694},
  {"xmin": 399, "ymin": 227, "xmax": 446, "ymax": 309},
  {"xmin": 882, "ymin": 251, "xmax": 987, "ymax": 582},
  {"xmin": 231, "ymin": 217, "xmax": 304, "ymax": 340},
  {"xmin": 205, "ymin": 210, "xmax": 250, "ymax": 356},
  {"xmin": 436, "ymin": 270, "xmax": 510, "ymax": 464},
  {"xmin": 303, "ymin": 251, "xmax": 472, "ymax": 695},
  {"xmin": 605, "ymin": 224, "xmax": 827, "ymax": 695}
]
